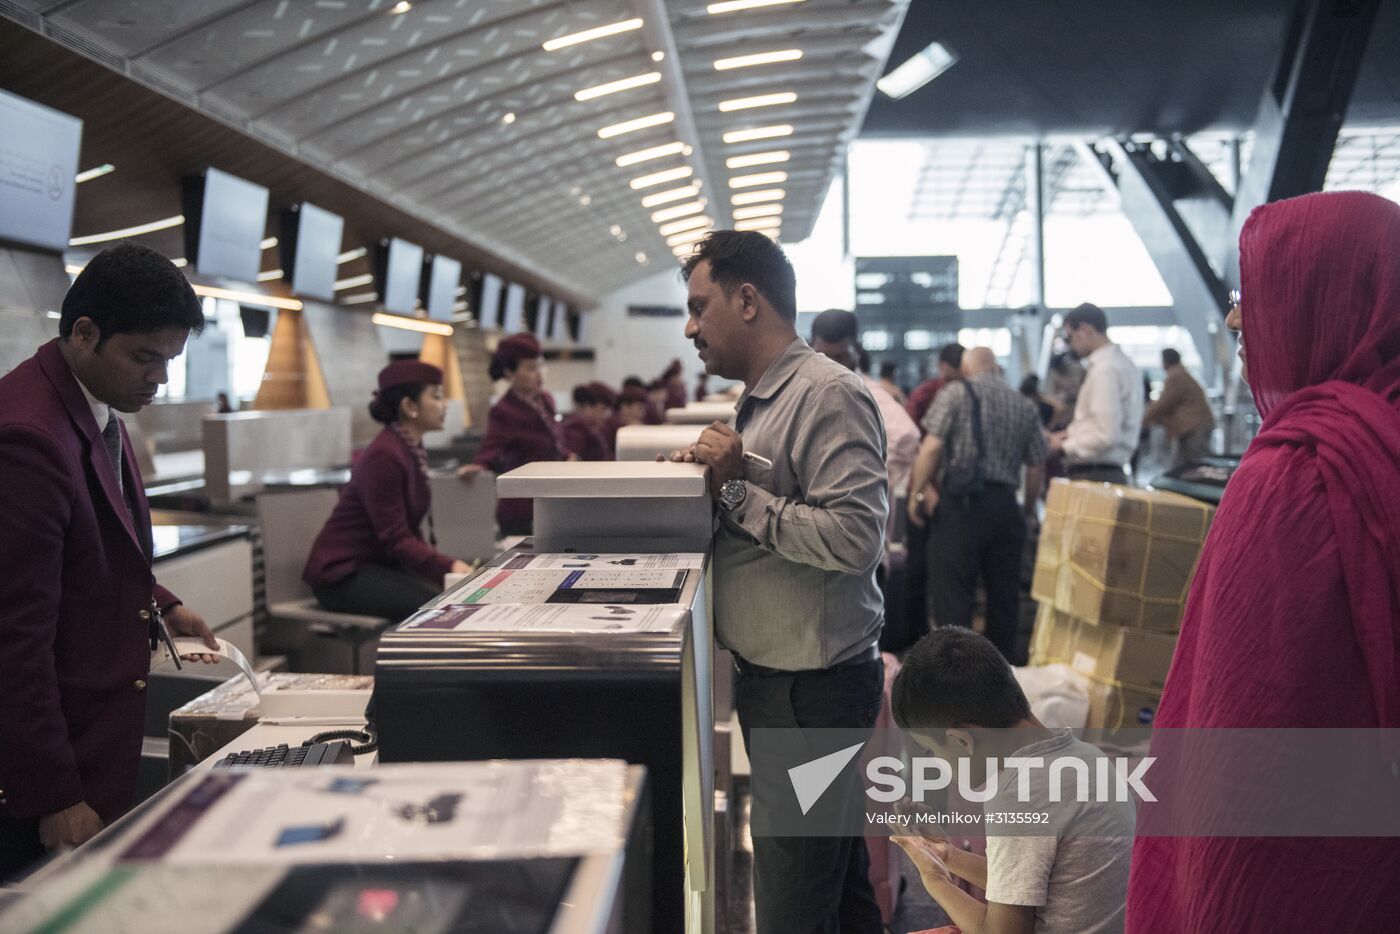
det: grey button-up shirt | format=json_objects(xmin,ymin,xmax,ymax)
[{"xmin": 713, "ymin": 338, "xmax": 888, "ymax": 670}]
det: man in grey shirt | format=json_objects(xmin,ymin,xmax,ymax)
[{"xmin": 671, "ymin": 231, "xmax": 888, "ymax": 934}]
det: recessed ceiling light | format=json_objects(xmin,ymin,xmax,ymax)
[
  {"xmin": 877, "ymin": 41, "xmax": 958, "ymax": 99},
  {"xmin": 728, "ymin": 170, "xmax": 788, "ymax": 188},
  {"xmin": 74, "ymin": 163, "xmax": 115, "ymax": 183},
  {"xmin": 718, "ymin": 92, "xmax": 797, "ymax": 112},
  {"xmin": 650, "ymin": 200, "xmax": 706, "ymax": 223},
  {"xmin": 335, "ymin": 273, "xmax": 374, "ymax": 291},
  {"xmin": 574, "ymin": 71, "xmax": 662, "ymax": 101},
  {"xmin": 579, "ymin": 194, "xmax": 592, "ymax": 206},
  {"xmin": 341, "ymin": 292, "xmax": 378, "ymax": 305},
  {"xmin": 722, "ymin": 125, "xmax": 793, "ymax": 144},
  {"xmin": 641, "ymin": 184, "xmax": 702, "ymax": 207},
  {"xmin": 732, "ymin": 203, "xmax": 783, "ymax": 220},
  {"xmin": 260, "ymin": 236, "xmax": 278, "ymax": 250},
  {"xmin": 597, "ymin": 111, "xmax": 675, "ymax": 138},
  {"xmin": 651, "ymin": 51, "xmax": 665, "ymax": 62},
  {"xmin": 735, "ymin": 218, "xmax": 781, "ymax": 232},
  {"xmin": 391, "ymin": 1, "xmax": 412, "ymax": 14},
  {"xmin": 257, "ymin": 269, "xmax": 284, "ymax": 281},
  {"xmin": 542, "ymin": 17, "xmax": 644, "ymax": 52},
  {"xmin": 501, "ymin": 112, "xmax": 516, "ymax": 124},
  {"xmin": 713, "ymin": 49, "xmax": 803, "ymax": 71},
  {"xmin": 610, "ymin": 224, "xmax": 624, "ymax": 237},
  {"xmin": 337, "ymin": 247, "xmax": 368, "ymax": 264},
  {"xmin": 667, "ymin": 228, "xmax": 711, "ymax": 247},
  {"xmin": 731, "ymin": 188, "xmax": 786, "ymax": 205},
  {"xmin": 615, "ymin": 141, "xmax": 685, "ymax": 167},
  {"xmin": 707, "ymin": 0, "xmax": 806, "ymax": 13},
  {"xmin": 68, "ymin": 214, "xmax": 184, "ymax": 246},
  {"xmin": 725, "ymin": 150, "xmax": 790, "ymax": 169},
  {"xmin": 630, "ymin": 165, "xmax": 694, "ymax": 189},
  {"xmin": 635, "ymin": 251, "xmax": 649, "ymax": 263},
  {"xmin": 659, "ymin": 215, "xmax": 714, "ymax": 237}
]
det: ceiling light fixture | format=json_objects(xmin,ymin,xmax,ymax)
[
  {"xmin": 722, "ymin": 124, "xmax": 793, "ymax": 144},
  {"xmin": 68, "ymin": 214, "xmax": 184, "ymax": 246},
  {"xmin": 735, "ymin": 218, "xmax": 781, "ymax": 232},
  {"xmin": 390, "ymin": 1, "xmax": 412, "ymax": 14},
  {"xmin": 337, "ymin": 247, "xmax": 367, "ymax": 264},
  {"xmin": 707, "ymin": 0, "xmax": 806, "ymax": 13},
  {"xmin": 75, "ymin": 163, "xmax": 115, "ymax": 183},
  {"xmin": 641, "ymin": 183, "xmax": 702, "ymax": 207},
  {"xmin": 543, "ymin": 18, "xmax": 644, "ymax": 52},
  {"xmin": 260, "ymin": 237, "xmax": 278, "ymax": 250},
  {"xmin": 615, "ymin": 141, "xmax": 685, "ymax": 167},
  {"xmin": 373, "ymin": 312, "xmax": 453, "ymax": 336},
  {"xmin": 575, "ymin": 71, "xmax": 662, "ymax": 101},
  {"xmin": 877, "ymin": 41, "xmax": 958, "ymax": 99},
  {"xmin": 659, "ymin": 215, "xmax": 714, "ymax": 237},
  {"xmin": 718, "ymin": 92, "xmax": 797, "ymax": 112},
  {"xmin": 335, "ymin": 273, "xmax": 374, "ymax": 291},
  {"xmin": 256, "ymin": 269, "xmax": 284, "ymax": 281},
  {"xmin": 597, "ymin": 111, "xmax": 674, "ymax": 138},
  {"xmin": 635, "ymin": 251, "xmax": 648, "ymax": 263},
  {"xmin": 501, "ymin": 112, "xmax": 516, "ymax": 124},
  {"xmin": 731, "ymin": 188, "xmax": 786, "ymax": 205},
  {"xmin": 667, "ymin": 229, "xmax": 711, "ymax": 247},
  {"xmin": 651, "ymin": 51, "xmax": 665, "ymax": 62},
  {"xmin": 714, "ymin": 49, "xmax": 803, "ymax": 70},
  {"xmin": 194, "ymin": 285, "xmax": 303, "ymax": 311},
  {"xmin": 728, "ymin": 170, "xmax": 788, "ymax": 188},
  {"xmin": 650, "ymin": 200, "xmax": 706, "ymax": 223},
  {"xmin": 725, "ymin": 150, "xmax": 790, "ymax": 169},
  {"xmin": 341, "ymin": 292, "xmax": 378, "ymax": 305},
  {"xmin": 732, "ymin": 203, "xmax": 783, "ymax": 220},
  {"xmin": 629, "ymin": 165, "xmax": 693, "ymax": 189}
]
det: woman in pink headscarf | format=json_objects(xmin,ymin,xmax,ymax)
[{"xmin": 1125, "ymin": 191, "xmax": 1400, "ymax": 931}]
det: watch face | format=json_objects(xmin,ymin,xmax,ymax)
[{"xmin": 721, "ymin": 479, "xmax": 745, "ymax": 509}]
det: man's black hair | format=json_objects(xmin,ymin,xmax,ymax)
[
  {"xmin": 892, "ymin": 628, "xmax": 1032, "ymax": 730},
  {"xmin": 1064, "ymin": 302, "xmax": 1109, "ymax": 335},
  {"xmin": 61, "ymin": 243, "xmax": 205, "ymax": 347},
  {"xmin": 938, "ymin": 343, "xmax": 965, "ymax": 369},
  {"xmin": 810, "ymin": 308, "xmax": 858, "ymax": 344},
  {"xmin": 879, "ymin": 361, "xmax": 898, "ymax": 381},
  {"xmin": 1161, "ymin": 348, "xmax": 1182, "ymax": 367},
  {"xmin": 681, "ymin": 230, "xmax": 797, "ymax": 322}
]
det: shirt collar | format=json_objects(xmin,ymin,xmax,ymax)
[
  {"xmin": 1085, "ymin": 341, "xmax": 1118, "ymax": 368},
  {"xmin": 738, "ymin": 338, "xmax": 811, "ymax": 405},
  {"xmin": 73, "ymin": 373, "xmax": 111, "ymax": 432}
]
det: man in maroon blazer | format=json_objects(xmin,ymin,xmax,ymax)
[{"xmin": 0, "ymin": 244, "xmax": 218, "ymax": 880}]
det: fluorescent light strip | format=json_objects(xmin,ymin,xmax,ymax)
[
  {"xmin": 659, "ymin": 215, "xmax": 714, "ymax": 237},
  {"xmin": 877, "ymin": 41, "xmax": 958, "ymax": 100},
  {"xmin": 707, "ymin": 0, "xmax": 806, "ymax": 13},
  {"xmin": 193, "ymin": 285, "xmax": 303, "ymax": 311},
  {"xmin": 260, "ymin": 237, "xmax": 278, "ymax": 250},
  {"xmin": 718, "ymin": 92, "xmax": 796, "ymax": 112},
  {"xmin": 543, "ymin": 17, "xmax": 643, "ymax": 51},
  {"xmin": 171, "ymin": 258, "xmax": 188, "ymax": 268},
  {"xmin": 735, "ymin": 218, "xmax": 781, "ymax": 232},
  {"xmin": 641, "ymin": 184, "xmax": 702, "ymax": 207},
  {"xmin": 722, "ymin": 124, "xmax": 793, "ymax": 144},
  {"xmin": 75, "ymin": 164, "xmax": 115, "ymax": 183},
  {"xmin": 615, "ymin": 141, "xmax": 685, "ymax": 167},
  {"xmin": 341, "ymin": 292, "xmax": 379, "ymax": 305},
  {"xmin": 667, "ymin": 229, "xmax": 710, "ymax": 247},
  {"xmin": 598, "ymin": 111, "xmax": 674, "ymax": 138},
  {"xmin": 335, "ymin": 273, "xmax": 374, "ymax": 291},
  {"xmin": 257, "ymin": 269, "xmax": 284, "ymax": 282},
  {"xmin": 731, "ymin": 188, "xmax": 786, "ymax": 205},
  {"xmin": 725, "ymin": 150, "xmax": 790, "ymax": 169},
  {"xmin": 69, "ymin": 214, "xmax": 183, "ymax": 246},
  {"xmin": 714, "ymin": 49, "xmax": 803, "ymax": 71},
  {"xmin": 630, "ymin": 165, "xmax": 693, "ymax": 189},
  {"xmin": 575, "ymin": 71, "xmax": 661, "ymax": 101},
  {"xmin": 372, "ymin": 312, "xmax": 453, "ymax": 336},
  {"xmin": 732, "ymin": 203, "xmax": 783, "ymax": 220},
  {"xmin": 337, "ymin": 247, "xmax": 367, "ymax": 264},
  {"xmin": 650, "ymin": 200, "xmax": 706, "ymax": 223},
  {"xmin": 729, "ymin": 170, "xmax": 788, "ymax": 188}
]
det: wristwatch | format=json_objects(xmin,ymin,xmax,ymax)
[{"xmin": 718, "ymin": 478, "xmax": 747, "ymax": 511}]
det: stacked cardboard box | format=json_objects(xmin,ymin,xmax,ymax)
[{"xmin": 1030, "ymin": 480, "xmax": 1214, "ymax": 739}]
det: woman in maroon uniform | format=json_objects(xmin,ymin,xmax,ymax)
[{"xmin": 303, "ymin": 361, "xmax": 471, "ymax": 621}]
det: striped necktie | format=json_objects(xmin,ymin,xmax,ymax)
[{"xmin": 102, "ymin": 414, "xmax": 124, "ymax": 496}]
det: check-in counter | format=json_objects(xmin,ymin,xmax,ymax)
[
  {"xmin": 615, "ymin": 424, "xmax": 706, "ymax": 462},
  {"xmin": 202, "ymin": 407, "xmax": 353, "ymax": 503},
  {"xmin": 373, "ymin": 461, "xmax": 718, "ymax": 933},
  {"xmin": 665, "ymin": 401, "xmax": 737, "ymax": 425}
]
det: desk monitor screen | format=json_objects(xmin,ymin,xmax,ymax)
[
  {"xmin": 0, "ymin": 89, "xmax": 81, "ymax": 252},
  {"xmin": 189, "ymin": 167, "xmax": 269, "ymax": 283},
  {"xmin": 285, "ymin": 201, "xmax": 343, "ymax": 302},
  {"xmin": 426, "ymin": 254, "xmax": 461, "ymax": 321},
  {"xmin": 378, "ymin": 237, "xmax": 424, "ymax": 315}
]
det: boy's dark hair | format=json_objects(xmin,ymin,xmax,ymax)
[
  {"xmin": 681, "ymin": 230, "xmax": 797, "ymax": 322},
  {"xmin": 1064, "ymin": 302, "xmax": 1109, "ymax": 335},
  {"xmin": 938, "ymin": 343, "xmax": 965, "ymax": 369},
  {"xmin": 810, "ymin": 308, "xmax": 858, "ymax": 344},
  {"xmin": 572, "ymin": 384, "xmax": 600, "ymax": 408},
  {"xmin": 369, "ymin": 383, "xmax": 427, "ymax": 425},
  {"xmin": 1161, "ymin": 348, "xmax": 1182, "ymax": 367},
  {"xmin": 61, "ymin": 243, "xmax": 205, "ymax": 347},
  {"xmin": 892, "ymin": 628, "xmax": 1032, "ymax": 730}
]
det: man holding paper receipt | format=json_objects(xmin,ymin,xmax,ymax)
[
  {"xmin": 0, "ymin": 245, "xmax": 220, "ymax": 880},
  {"xmin": 667, "ymin": 231, "xmax": 889, "ymax": 934}
]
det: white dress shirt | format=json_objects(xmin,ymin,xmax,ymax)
[
  {"xmin": 74, "ymin": 374, "xmax": 111, "ymax": 433},
  {"xmin": 1062, "ymin": 342, "xmax": 1143, "ymax": 466}
]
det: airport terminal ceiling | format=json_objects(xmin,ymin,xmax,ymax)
[{"xmin": 0, "ymin": 0, "xmax": 909, "ymax": 304}]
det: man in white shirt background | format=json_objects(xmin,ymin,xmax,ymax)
[{"xmin": 1048, "ymin": 304, "xmax": 1143, "ymax": 485}]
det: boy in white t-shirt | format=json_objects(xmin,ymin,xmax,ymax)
[{"xmin": 890, "ymin": 628, "xmax": 1134, "ymax": 934}]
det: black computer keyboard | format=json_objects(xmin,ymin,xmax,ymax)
[{"xmin": 212, "ymin": 740, "xmax": 355, "ymax": 769}]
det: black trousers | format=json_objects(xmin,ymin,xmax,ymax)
[
  {"xmin": 312, "ymin": 563, "xmax": 441, "ymax": 623},
  {"xmin": 927, "ymin": 486, "xmax": 1026, "ymax": 660},
  {"xmin": 903, "ymin": 517, "xmax": 932, "ymax": 636},
  {"xmin": 736, "ymin": 656, "xmax": 885, "ymax": 934},
  {"xmin": 0, "ymin": 817, "xmax": 45, "ymax": 883}
]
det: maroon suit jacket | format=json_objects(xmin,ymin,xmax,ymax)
[
  {"xmin": 560, "ymin": 413, "xmax": 611, "ymax": 462},
  {"xmin": 0, "ymin": 340, "xmax": 179, "ymax": 824},
  {"xmin": 474, "ymin": 390, "xmax": 565, "ymax": 531},
  {"xmin": 303, "ymin": 428, "xmax": 455, "ymax": 588}
]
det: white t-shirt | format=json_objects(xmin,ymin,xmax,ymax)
[{"xmin": 983, "ymin": 729, "xmax": 1135, "ymax": 933}]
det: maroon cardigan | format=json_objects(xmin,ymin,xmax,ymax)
[
  {"xmin": 474, "ymin": 390, "xmax": 565, "ymax": 530},
  {"xmin": 561, "ymin": 413, "xmax": 611, "ymax": 462},
  {"xmin": 304, "ymin": 428, "xmax": 456, "ymax": 588},
  {"xmin": 0, "ymin": 340, "xmax": 179, "ymax": 823}
]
